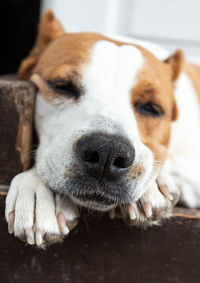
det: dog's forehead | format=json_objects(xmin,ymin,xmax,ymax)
[
  {"xmin": 33, "ymin": 32, "xmax": 173, "ymax": 111},
  {"xmin": 34, "ymin": 33, "xmax": 145, "ymax": 79},
  {"xmin": 82, "ymin": 40, "xmax": 144, "ymax": 93}
]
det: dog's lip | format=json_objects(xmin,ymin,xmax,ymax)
[
  {"xmin": 64, "ymin": 181, "xmax": 135, "ymax": 209},
  {"xmin": 70, "ymin": 195, "xmax": 116, "ymax": 211},
  {"xmin": 70, "ymin": 192, "xmax": 117, "ymax": 204}
]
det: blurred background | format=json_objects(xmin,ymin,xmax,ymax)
[{"xmin": 0, "ymin": 0, "xmax": 200, "ymax": 75}]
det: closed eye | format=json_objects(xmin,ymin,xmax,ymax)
[
  {"xmin": 135, "ymin": 101, "xmax": 164, "ymax": 117},
  {"xmin": 47, "ymin": 80, "xmax": 81, "ymax": 99}
]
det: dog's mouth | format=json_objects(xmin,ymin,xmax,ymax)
[
  {"xmin": 46, "ymin": 171, "xmax": 139, "ymax": 211},
  {"xmin": 67, "ymin": 183, "xmax": 134, "ymax": 211},
  {"xmin": 70, "ymin": 194, "xmax": 117, "ymax": 211}
]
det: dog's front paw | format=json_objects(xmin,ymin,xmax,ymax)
[
  {"xmin": 120, "ymin": 174, "xmax": 180, "ymax": 226},
  {"xmin": 5, "ymin": 169, "xmax": 79, "ymax": 248}
]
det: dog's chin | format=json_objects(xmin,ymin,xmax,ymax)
[{"xmin": 70, "ymin": 195, "xmax": 117, "ymax": 212}]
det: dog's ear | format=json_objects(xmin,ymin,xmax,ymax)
[
  {"xmin": 164, "ymin": 49, "xmax": 183, "ymax": 81},
  {"xmin": 19, "ymin": 9, "xmax": 65, "ymax": 80}
]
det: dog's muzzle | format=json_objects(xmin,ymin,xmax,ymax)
[{"xmin": 67, "ymin": 132, "xmax": 136, "ymax": 209}]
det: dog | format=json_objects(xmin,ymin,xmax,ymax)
[{"xmin": 5, "ymin": 10, "xmax": 200, "ymax": 247}]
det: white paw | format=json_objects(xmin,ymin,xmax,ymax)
[
  {"xmin": 119, "ymin": 172, "xmax": 180, "ymax": 226},
  {"xmin": 5, "ymin": 168, "xmax": 79, "ymax": 247}
]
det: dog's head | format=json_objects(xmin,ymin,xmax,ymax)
[{"xmin": 19, "ymin": 10, "xmax": 182, "ymax": 211}]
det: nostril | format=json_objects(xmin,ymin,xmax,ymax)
[
  {"xmin": 113, "ymin": 156, "xmax": 129, "ymax": 168},
  {"xmin": 82, "ymin": 151, "xmax": 100, "ymax": 163}
]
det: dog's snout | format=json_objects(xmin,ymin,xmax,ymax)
[{"xmin": 76, "ymin": 133, "xmax": 135, "ymax": 181}]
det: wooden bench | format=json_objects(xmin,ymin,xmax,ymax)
[{"xmin": 0, "ymin": 76, "xmax": 200, "ymax": 283}]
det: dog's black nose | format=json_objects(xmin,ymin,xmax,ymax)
[{"xmin": 76, "ymin": 133, "xmax": 135, "ymax": 182}]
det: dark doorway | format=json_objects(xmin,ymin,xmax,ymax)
[{"xmin": 0, "ymin": 0, "xmax": 40, "ymax": 75}]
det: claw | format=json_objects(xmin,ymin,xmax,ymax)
[
  {"xmin": 57, "ymin": 213, "xmax": 69, "ymax": 235},
  {"xmin": 127, "ymin": 203, "xmax": 137, "ymax": 220},
  {"xmin": 159, "ymin": 185, "xmax": 173, "ymax": 201},
  {"xmin": 8, "ymin": 211, "xmax": 15, "ymax": 234},
  {"xmin": 25, "ymin": 227, "xmax": 35, "ymax": 245},
  {"xmin": 109, "ymin": 209, "xmax": 115, "ymax": 219},
  {"xmin": 36, "ymin": 229, "xmax": 44, "ymax": 246},
  {"xmin": 143, "ymin": 202, "xmax": 153, "ymax": 218}
]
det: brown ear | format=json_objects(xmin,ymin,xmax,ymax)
[
  {"xmin": 164, "ymin": 49, "xmax": 183, "ymax": 81},
  {"xmin": 19, "ymin": 9, "xmax": 65, "ymax": 80}
]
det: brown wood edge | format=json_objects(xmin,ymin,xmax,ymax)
[
  {"xmin": 0, "ymin": 184, "xmax": 200, "ymax": 220},
  {"xmin": 15, "ymin": 86, "xmax": 36, "ymax": 171},
  {"xmin": 172, "ymin": 212, "xmax": 200, "ymax": 219},
  {"xmin": 0, "ymin": 185, "xmax": 9, "ymax": 195},
  {"xmin": 172, "ymin": 213, "xmax": 200, "ymax": 219}
]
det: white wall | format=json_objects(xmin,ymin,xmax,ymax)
[
  {"xmin": 41, "ymin": 0, "xmax": 122, "ymax": 33},
  {"xmin": 42, "ymin": 0, "xmax": 200, "ymax": 63}
]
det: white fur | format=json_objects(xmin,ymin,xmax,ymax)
[
  {"xmin": 5, "ymin": 32, "xmax": 200, "ymax": 247},
  {"xmin": 108, "ymin": 34, "xmax": 200, "ymax": 208},
  {"xmin": 104, "ymin": 33, "xmax": 170, "ymax": 60},
  {"xmin": 5, "ymin": 169, "xmax": 60, "ymax": 236},
  {"xmin": 35, "ymin": 40, "xmax": 154, "ymax": 204},
  {"xmin": 166, "ymin": 72, "xmax": 200, "ymax": 208},
  {"xmin": 5, "ymin": 168, "xmax": 79, "ymax": 246}
]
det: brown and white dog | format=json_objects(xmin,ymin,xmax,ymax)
[{"xmin": 5, "ymin": 10, "xmax": 200, "ymax": 247}]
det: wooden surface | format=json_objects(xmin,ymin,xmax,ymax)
[
  {"xmin": 0, "ymin": 195, "xmax": 200, "ymax": 283},
  {"xmin": 0, "ymin": 76, "xmax": 36, "ymax": 185},
  {"xmin": 1, "ymin": 76, "xmax": 200, "ymax": 282}
]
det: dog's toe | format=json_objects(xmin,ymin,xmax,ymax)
[
  {"xmin": 5, "ymin": 169, "xmax": 76, "ymax": 247},
  {"xmin": 121, "ymin": 175, "xmax": 180, "ymax": 226},
  {"xmin": 55, "ymin": 194, "xmax": 80, "ymax": 233},
  {"xmin": 7, "ymin": 211, "xmax": 15, "ymax": 234}
]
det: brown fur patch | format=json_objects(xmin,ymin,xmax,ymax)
[
  {"xmin": 130, "ymin": 46, "xmax": 178, "ymax": 165},
  {"xmin": 129, "ymin": 164, "xmax": 145, "ymax": 180},
  {"xmin": 30, "ymin": 74, "xmax": 65, "ymax": 102},
  {"xmin": 19, "ymin": 8, "xmax": 135, "ymax": 81},
  {"xmin": 164, "ymin": 50, "xmax": 183, "ymax": 81},
  {"xmin": 20, "ymin": 10, "xmax": 183, "ymax": 171},
  {"xmin": 19, "ymin": 9, "xmax": 65, "ymax": 80},
  {"xmin": 30, "ymin": 65, "xmax": 83, "ymax": 102}
]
